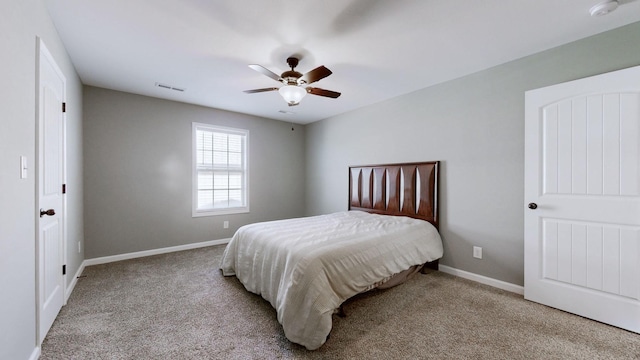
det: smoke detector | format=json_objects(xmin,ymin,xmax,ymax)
[{"xmin": 590, "ymin": 0, "xmax": 619, "ymax": 17}]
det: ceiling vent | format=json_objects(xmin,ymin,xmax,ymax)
[{"xmin": 155, "ymin": 82, "xmax": 185, "ymax": 92}]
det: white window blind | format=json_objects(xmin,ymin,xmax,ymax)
[{"xmin": 192, "ymin": 123, "xmax": 249, "ymax": 216}]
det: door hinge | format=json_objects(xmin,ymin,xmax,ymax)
[
  {"xmin": 62, "ymin": 102, "xmax": 66, "ymax": 113},
  {"xmin": 62, "ymin": 265, "xmax": 66, "ymax": 275},
  {"xmin": 62, "ymin": 184, "xmax": 66, "ymax": 194}
]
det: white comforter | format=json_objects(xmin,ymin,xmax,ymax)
[{"xmin": 219, "ymin": 211, "xmax": 443, "ymax": 350}]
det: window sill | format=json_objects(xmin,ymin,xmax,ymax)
[{"xmin": 192, "ymin": 207, "xmax": 250, "ymax": 217}]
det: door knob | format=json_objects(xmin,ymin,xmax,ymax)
[
  {"xmin": 40, "ymin": 208, "xmax": 55, "ymax": 217},
  {"xmin": 528, "ymin": 203, "xmax": 538, "ymax": 210}
]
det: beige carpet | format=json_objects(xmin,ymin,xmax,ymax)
[{"xmin": 41, "ymin": 245, "xmax": 640, "ymax": 359}]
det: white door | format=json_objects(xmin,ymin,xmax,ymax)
[
  {"xmin": 37, "ymin": 39, "xmax": 66, "ymax": 343},
  {"xmin": 524, "ymin": 65, "xmax": 640, "ymax": 333}
]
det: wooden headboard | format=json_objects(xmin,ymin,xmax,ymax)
[{"xmin": 348, "ymin": 161, "xmax": 439, "ymax": 228}]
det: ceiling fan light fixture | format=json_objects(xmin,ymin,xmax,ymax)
[{"xmin": 279, "ymin": 85, "xmax": 307, "ymax": 105}]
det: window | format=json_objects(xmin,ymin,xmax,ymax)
[{"xmin": 192, "ymin": 123, "xmax": 249, "ymax": 216}]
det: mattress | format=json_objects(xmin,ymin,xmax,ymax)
[{"xmin": 219, "ymin": 210, "xmax": 443, "ymax": 350}]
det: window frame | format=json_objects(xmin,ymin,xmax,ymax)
[{"xmin": 192, "ymin": 122, "xmax": 249, "ymax": 217}]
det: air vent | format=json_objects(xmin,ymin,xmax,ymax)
[
  {"xmin": 155, "ymin": 82, "xmax": 185, "ymax": 92},
  {"xmin": 278, "ymin": 110, "xmax": 296, "ymax": 115}
]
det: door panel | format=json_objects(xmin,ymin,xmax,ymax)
[
  {"xmin": 525, "ymin": 65, "xmax": 640, "ymax": 333},
  {"xmin": 42, "ymin": 220, "xmax": 60, "ymax": 306},
  {"xmin": 541, "ymin": 93, "xmax": 640, "ymax": 197},
  {"xmin": 541, "ymin": 218, "xmax": 639, "ymax": 298}
]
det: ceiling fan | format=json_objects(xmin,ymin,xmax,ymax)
[{"xmin": 244, "ymin": 57, "xmax": 341, "ymax": 106}]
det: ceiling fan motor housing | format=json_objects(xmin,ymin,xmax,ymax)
[
  {"xmin": 283, "ymin": 57, "xmax": 303, "ymax": 84},
  {"xmin": 281, "ymin": 70, "xmax": 303, "ymax": 85}
]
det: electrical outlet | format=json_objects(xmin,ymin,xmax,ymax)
[
  {"xmin": 223, "ymin": 221, "xmax": 229, "ymax": 229},
  {"xmin": 473, "ymin": 246, "xmax": 483, "ymax": 259}
]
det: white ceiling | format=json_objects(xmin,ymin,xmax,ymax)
[{"xmin": 44, "ymin": 0, "xmax": 640, "ymax": 124}]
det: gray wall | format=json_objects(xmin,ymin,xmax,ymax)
[
  {"xmin": 83, "ymin": 87, "xmax": 306, "ymax": 258},
  {"xmin": 305, "ymin": 21, "xmax": 640, "ymax": 286},
  {"xmin": 0, "ymin": 0, "xmax": 84, "ymax": 358}
]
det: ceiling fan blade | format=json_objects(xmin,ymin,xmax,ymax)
[
  {"xmin": 307, "ymin": 87, "xmax": 341, "ymax": 98},
  {"xmin": 299, "ymin": 66, "xmax": 332, "ymax": 85},
  {"xmin": 243, "ymin": 87, "xmax": 279, "ymax": 93},
  {"xmin": 248, "ymin": 64, "xmax": 282, "ymax": 82}
]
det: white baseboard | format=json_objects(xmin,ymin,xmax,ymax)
[
  {"xmin": 439, "ymin": 265, "xmax": 524, "ymax": 295},
  {"xmin": 29, "ymin": 346, "xmax": 40, "ymax": 360},
  {"xmin": 65, "ymin": 261, "xmax": 86, "ymax": 303},
  {"xmin": 83, "ymin": 238, "xmax": 231, "ymax": 267}
]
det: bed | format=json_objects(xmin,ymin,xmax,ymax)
[{"xmin": 220, "ymin": 161, "xmax": 443, "ymax": 350}]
